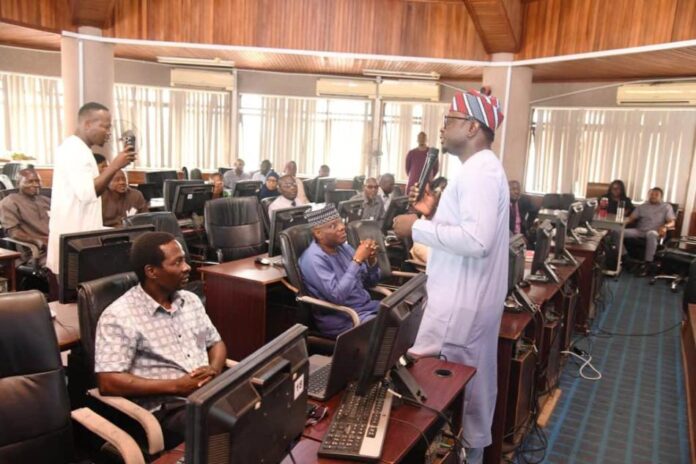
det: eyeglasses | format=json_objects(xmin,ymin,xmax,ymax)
[
  {"xmin": 443, "ymin": 115, "xmax": 476, "ymax": 128},
  {"xmin": 365, "ymin": 185, "xmax": 378, "ymax": 189}
]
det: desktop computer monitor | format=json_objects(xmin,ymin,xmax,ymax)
[
  {"xmin": 58, "ymin": 225, "xmax": 155, "ymax": 303},
  {"xmin": 268, "ymin": 205, "xmax": 312, "ymax": 257},
  {"xmin": 578, "ymin": 199, "xmax": 598, "ymax": 234},
  {"xmin": 233, "ymin": 180, "xmax": 262, "ymax": 197},
  {"xmin": 509, "ymin": 234, "xmax": 526, "ymax": 295},
  {"xmin": 528, "ymin": 219, "xmax": 559, "ymax": 284},
  {"xmin": 381, "ymin": 195, "xmax": 409, "ymax": 234},
  {"xmin": 315, "ymin": 177, "xmax": 337, "ymax": 203},
  {"xmin": 145, "ymin": 170, "xmax": 178, "ymax": 198},
  {"xmin": 355, "ymin": 273, "xmax": 428, "ymax": 399},
  {"xmin": 163, "ymin": 179, "xmax": 204, "ymax": 212},
  {"xmin": 566, "ymin": 201, "xmax": 585, "ymax": 243},
  {"xmin": 172, "ymin": 183, "xmax": 214, "ymax": 219},
  {"xmin": 185, "ymin": 324, "xmax": 308, "ymax": 464},
  {"xmin": 550, "ymin": 211, "xmax": 578, "ymax": 266},
  {"xmin": 337, "ymin": 198, "xmax": 364, "ymax": 223}
]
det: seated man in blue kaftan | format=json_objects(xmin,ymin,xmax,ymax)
[{"xmin": 299, "ymin": 205, "xmax": 381, "ymax": 338}]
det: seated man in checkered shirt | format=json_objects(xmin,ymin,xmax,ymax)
[{"xmin": 94, "ymin": 231, "xmax": 227, "ymax": 449}]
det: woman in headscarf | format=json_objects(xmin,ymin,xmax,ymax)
[{"xmin": 258, "ymin": 171, "xmax": 280, "ymax": 200}]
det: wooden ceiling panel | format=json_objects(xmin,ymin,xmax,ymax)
[
  {"xmin": 0, "ymin": 21, "xmax": 61, "ymax": 50},
  {"xmin": 0, "ymin": 0, "xmax": 74, "ymax": 32},
  {"xmin": 69, "ymin": 0, "xmax": 117, "ymax": 28},
  {"xmin": 463, "ymin": 0, "xmax": 524, "ymax": 53}
]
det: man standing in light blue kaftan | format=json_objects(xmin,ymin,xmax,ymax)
[{"xmin": 393, "ymin": 88, "xmax": 509, "ymax": 464}]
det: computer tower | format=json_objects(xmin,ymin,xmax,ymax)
[
  {"xmin": 505, "ymin": 345, "xmax": 536, "ymax": 446},
  {"xmin": 537, "ymin": 317, "xmax": 562, "ymax": 393}
]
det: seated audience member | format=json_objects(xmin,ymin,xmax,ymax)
[
  {"xmin": 258, "ymin": 172, "xmax": 280, "ymax": 200},
  {"xmin": 94, "ymin": 232, "xmax": 227, "ymax": 449},
  {"xmin": 209, "ymin": 172, "xmax": 224, "ymax": 199},
  {"xmin": 377, "ymin": 173, "xmax": 402, "ymax": 213},
  {"xmin": 101, "ymin": 169, "xmax": 148, "ymax": 227},
  {"xmin": 0, "ymin": 168, "xmax": 50, "ymax": 265},
  {"xmin": 600, "ymin": 179, "xmax": 635, "ymax": 215},
  {"xmin": 299, "ymin": 206, "xmax": 381, "ymax": 337},
  {"xmin": 268, "ymin": 175, "xmax": 308, "ymax": 215},
  {"xmin": 93, "ymin": 153, "xmax": 108, "ymax": 173},
  {"xmin": 282, "ymin": 160, "xmax": 309, "ymax": 203},
  {"xmin": 622, "ymin": 187, "xmax": 676, "ymax": 275},
  {"xmin": 318, "ymin": 164, "xmax": 330, "ymax": 178},
  {"xmin": 306, "ymin": 164, "xmax": 332, "ymax": 201},
  {"xmin": 509, "ymin": 180, "xmax": 537, "ymax": 239},
  {"xmin": 351, "ymin": 177, "xmax": 384, "ymax": 221},
  {"xmin": 251, "ymin": 159, "xmax": 275, "ymax": 183},
  {"xmin": 223, "ymin": 158, "xmax": 251, "ymax": 190}
]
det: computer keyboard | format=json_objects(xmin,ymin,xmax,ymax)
[
  {"xmin": 318, "ymin": 381, "xmax": 393, "ymax": 461},
  {"xmin": 308, "ymin": 362, "xmax": 332, "ymax": 398},
  {"xmin": 265, "ymin": 255, "xmax": 284, "ymax": 266}
]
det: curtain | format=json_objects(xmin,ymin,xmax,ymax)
[
  {"xmin": 0, "ymin": 72, "xmax": 63, "ymax": 164},
  {"xmin": 525, "ymin": 107, "xmax": 696, "ymax": 204},
  {"xmin": 380, "ymin": 102, "xmax": 449, "ymax": 181},
  {"xmin": 238, "ymin": 94, "xmax": 372, "ymax": 176},
  {"xmin": 113, "ymin": 84, "xmax": 231, "ymax": 170}
]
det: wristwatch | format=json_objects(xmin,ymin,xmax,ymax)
[{"xmin": 352, "ymin": 258, "xmax": 363, "ymax": 265}]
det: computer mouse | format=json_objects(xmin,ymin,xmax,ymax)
[{"xmin": 518, "ymin": 280, "xmax": 531, "ymax": 288}]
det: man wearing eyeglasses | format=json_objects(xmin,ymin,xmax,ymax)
[
  {"xmin": 393, "ymin": 89, "xmax": 509, "ymax": 464},
  {"xmin": 350, "ymin": 177, "xmax": 384, "ymax": 221},
  {"xmin": 267, "ymin": 175, "xmax": 308, "ymax": 215}
]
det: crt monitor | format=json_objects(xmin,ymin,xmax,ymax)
[
  {"xmin": 185, "ymin": 324, "xmax": 309, "ymax": 464},
  {"xmin": 315, "ymin": 177, "xmax": 337, "ymax": 203},
  {"xmin": 508, "ymin": 234, "xmax": 526, "ymax": 295},
  {"xmin": 337, "ymin": 198, "xmax": 364, "ymax": 223},
  {"xmin": 233, "ymin": 180, "xmax": 262, "ymax": 197},
  {"xmin": 163, "ymin": 179, "xmax": 204, "ymax": 212},
  {"xmin": 172, "ymin": 183, "xmax": 214, "ymax": 219},
  {"xmin": 58, "ymin": 225, "xmax": 155, "ymax": 303},
  {"xmin": 528, "ymin": 220, "xmax": 559, "ymax": 284},
  {"xmin": 381, "ymin": 195, "xmax": 410, "ymax": 234},
  {"xmin": 355, "ymin": 273, "xmax": 428, "ymax": 399},
  {"xmin": 145, "ymin": 170, "xmax": 178, "ymax": 197},
  {"xmin": 268, "ymin": 205, "xmax": 312, "ymax": 257}
]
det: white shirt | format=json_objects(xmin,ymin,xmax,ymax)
[
  {"xmin": 251, "ymin": 171, "xmax": 268, "ymax": 183},
  {"xmin": 46, "ymin": 135, "xmax": 103, "ymax": 274},
  {"xmin": 267, "ymin": 195, "xmax": 307, "ymax": 216},
  {"xmin": 377, "ymin": 188, "xmax": 392, "ymax": 212}
]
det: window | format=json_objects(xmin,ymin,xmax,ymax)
[
  {"xmin": 238, "ymin": 94, "xmax": 372, "ymax": 176},
  {"xmin": 525, "ymin": 107, "xmax": 696, "ymax": 204},
  {"xmin": 113, "ymin": 84, "xmax": 231, "ymax": 170},
  {"xmin": 0, "ymin": 72, "xmax": 63, "ymax": 165}
]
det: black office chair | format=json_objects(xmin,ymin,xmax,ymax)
[
  {"xmin": 541, "ymin": 193, "xmax": 561, "ymax": 209},
  {"xmin": 260, "ymin": 196, "xmax": 277, "ymax": 234},
  {"xmin": 279, "ymin": 225, "xmax": 359, "ymax": 354},
  {"xmin": 218, "ymin": 167, "xmax": 231, "ymax": 176},
  {"xmin": 346, "ymin": 220, "xmax": 418, "ymax": 288},
  {"xmin": 204, "ymin": 197, "xmax": 267, "ymax": 262},
  {"xmin": 1, "ymin": 162, "xmax": 31, "ymax": 187},
  {"xmin": 189, "ymin": 168, "xmax": 203, "ymax": 180},
  {"xmin": 181, "ymin": 167, "xmax": 189, "ymax": 180},
  {"xmin": 0, "ymin": 290, "xmax": 146, "ymax": 464},
  {"xmin": 325, "ymin": 189, "xmax": 357, "ymax": 207},
  {"xmin": 352, "ymin": 175, "xmax": 366, "ymax": 191},
  {"xmin": 625, "ymin": 203, "xmax": 679, "ymax": 266},
  {"xmin": 559, "ymin": 193, "xmax": 576, "ymax": 210},
  {"xmin": 0, "ymin": 187, "xmax": 17, "ymax": 200},
  {"xmin": 650, "ymin": 236, "xmax": 696, "ymax": 292},
  {"xmin": 303, "ymin": 178, "xmax": 316, "ymax": 202},
  {"xmin": 40, "ymin": 187, "xmax": 52, "ymax": 198},
  {"xmin": 0, "ymin": 174, "xmax": 14, "ymax": 190},
  {"xmin": 684, "ymin": 259, "xmax": 696, "ymax": 315}
]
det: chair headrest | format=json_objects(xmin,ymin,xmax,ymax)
[{"xmin": 279, "ymin": 224, "xmax": 314, "ymax": 293}]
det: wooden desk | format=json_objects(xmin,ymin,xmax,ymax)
[
  {"xmin": 200, "ymin": 254, "xmax": 295, "ymax": 360},
  {"xmin": 0, "ymin": 247, "xmax": 21, "ymax": 291},
  {"xmin": 154, "ymin": 358, "xmax": 474, "ymax": 464},
  {"xmin": 50, "ymin": 301, "xmax": 80, "ymax": 351},
  {"xmin": 566, "ymin": 231, "xmax": 606, "ymax": 332}
]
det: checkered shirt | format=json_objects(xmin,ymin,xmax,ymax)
[{"xmin": 94, "ymin": 284, "xmax": 222, "ymax": 411}]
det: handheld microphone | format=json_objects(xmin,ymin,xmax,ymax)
[{"xmin": 415, "ymin": 147, "xmax": 439, "ymax": 201}]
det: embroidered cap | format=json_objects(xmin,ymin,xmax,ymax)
[
  {"xmin": 305, "ymin": 205, "xmax": 341, "ymax": 228},
  {"xmin": 450, "ymin": 88, "xmax": 504, "ymax": 132}
]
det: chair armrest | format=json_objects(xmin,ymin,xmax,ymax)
[
  {"xmin": 190, "ymin": 259, "xmax": 221, "ymax": 267},
  {"xmin": 297, "ymin": 295, "xmax": 360, "ymax": 327},
  {"xmin": 392, "ymin": 270, "xmax": 419, "ymax": 278},
  {"xmin": 87, "ymin": 388, "xmax": 164, "ymax": 455},
  {"xmin": 71, "ymin": 407, "xmax": 146, "ymax": 464},
  {"xmin": 369, "ymin": 286, "xmax": 393, "ymax": 297},
  {"xmin": 281, "ymin": 278, "xmax": 299, "ymax": 294},
  {"xmin": 225, "ymin": 359, "xmax": 239, "ymax": 369},
  {"xmin": 1, "ymin": 237, "xmax": 41, "ymax": 258}
]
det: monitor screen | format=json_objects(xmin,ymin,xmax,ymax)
[
  {"xmin": 381, "ymin": 195, "xmax": 409, "ymax": 234},
  {"xmin": 163, "ymin": 179, "xmax": 204, "ymax": 212},
  {"xmin": 185, "ymin": 324, "xmax": 308, "ymax": 464},
  {"xmin": 233, "ymin": 180, "xmax": 262, "ymax": 197},
  {"xmin": 579, "ymin": 199, "xmax": 597, "ymax": 225},
  {"xmin": 173, "ymin": 184, "xmax": 214, "ymax": 218},
  {"xmin": 135, "ymin": 183, "xmax": 159, "ymax": 202},
  {"xmin": 325, "ymin": 189, "xmax": 358, "ymax": 207},
  {"xmin": 315, "ymin": 177, "xmax": 336, "ymax": 203},
  {"xmin": 509, "ymin": 234, "xmax": 526, "ymax": 294},
  {"xmin": 531, "ymin": 220, "xmax": 553, "ymax": 276},
  {"xmin": 58, "ymin": 225, "xmax": 155, "ymax": 303},
  {"xmin": 566, "ymin": 201, "xmax": 585, "ymax": 230},
  {"xmin": 356, "ymin": 273, "xmax": 427, "ymax": 395},
  {"xmin": 268, "ymin": 205, "xmax": 312, "ymax": 257},
  {"xmin": 553, "ymin": 211, "xmax": 568, "ymax": 259},
  {"xmin": 337, "ymin": 199, "xmax": 364, "ymax": 223},
  {"xmin": 145, "ymin": 170, "xmax": 178, "ymax": 197}
]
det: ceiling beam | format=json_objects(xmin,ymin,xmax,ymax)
[
  {"xmin": 463, "ymin": 0, "xmax": 524, "ymax": 53},
  {"xmin": 69, "ymin": 0, "xmax": 116, "ymax": 28}
]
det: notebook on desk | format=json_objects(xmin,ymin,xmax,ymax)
[{"xmin": 307, "ymin": 318, "xmax": 375, "ymax": 401}]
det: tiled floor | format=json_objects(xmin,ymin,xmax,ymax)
[{"xmin": 516, "ymin": 274, "xmax": 689, "ymax": 464}]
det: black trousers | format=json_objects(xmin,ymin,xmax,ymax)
[{"xmin": 153, "ymin": 400, "xmax": 188, "ymax": 450}]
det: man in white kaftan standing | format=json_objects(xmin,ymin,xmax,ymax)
[{"xmin": 393, "ymin": 89, "xmax": 509, "ymax": 464}]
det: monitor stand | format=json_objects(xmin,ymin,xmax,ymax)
[
  {"xmin": 512, "ymin": 286, "xmax": 538, "ymax": 313},
  {"xmin": 584, "ymin": 221, "xmax": 599, "ymax": 236},
  {"xmin": 526, "ymin": 262, "xmax": 560, "ymax": 284},
  {"xmin": 549, "ymin": 248, "xmax": 578, "ymax": 267},
  {"xmin": 390, "ymin": 362, "xmax": 427, "ymax": 405},
  {"xmin": 566, "ymin": 228, "xmax": 584, "ymax": 244}
]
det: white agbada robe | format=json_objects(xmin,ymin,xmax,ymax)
[
  {"xmin": 410, "ymin": 149, "xmax": 509, "ymax": 448},
  {"xmin": 46, "ymin": 135, "xmax": 103, "ymax": 274}
]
